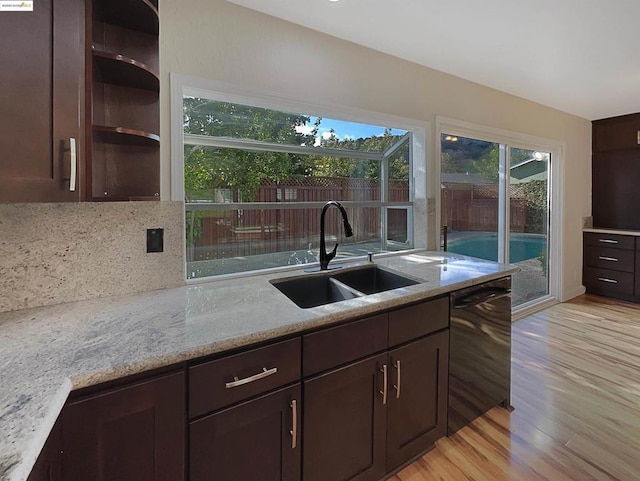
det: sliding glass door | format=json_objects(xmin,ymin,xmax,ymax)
[{"xmin": 441, "ymin": 134, "xmax": 550, "ymax": 306}]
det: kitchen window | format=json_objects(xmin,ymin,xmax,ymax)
[{"xmin": 171, "ymin": 76, "xmax": 427, "ymax": 280}]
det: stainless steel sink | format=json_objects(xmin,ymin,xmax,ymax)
[{"xmin": 270, "ymin": 265, "xmax": 420, "ymax": 308}]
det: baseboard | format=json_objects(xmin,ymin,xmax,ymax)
[
  {"xmin": 561, "ymin": 285, "xmax": 586, "ymax": 302},
  {"xmin": 512, "ymin": 296, "xmax": 558, "ymax": 321}
]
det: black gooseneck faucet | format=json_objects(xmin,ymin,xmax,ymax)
[{"xmin": 319, "ymin": 201, "xmax": 354, "ymax": 270}]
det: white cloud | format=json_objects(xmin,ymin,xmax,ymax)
[
  {"xmin": 294, "ymin": 124, "xmax": 314, "ymax": 136},
  {"xmin": 321, "ymin": 131, "xmax": 335, "ymax": 140}
]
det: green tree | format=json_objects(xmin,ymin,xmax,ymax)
[
  {"xmin": 472, "ymin": 144, "xmax": 499, "ymax": 182},
  {"xmin": 314, "ymin": 128, "xmax": 409, "ymax": 180},
  {"xmin": 183, "ymin": 98, "xmax": 318, "ymax": 201}
]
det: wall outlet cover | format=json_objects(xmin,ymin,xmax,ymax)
[{"xmin": 147, "ymin": 228, "xmax": 164, "ymax": 253}]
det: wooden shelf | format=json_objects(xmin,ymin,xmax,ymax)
[
  {"xmin": 101, "ymin": 0, "xmax": 159, "ymax": 35},
  {"xmin": 93, "ymin": 125, "xmax": 160, "ymax": 146},
  {"xmin": 93, "ymin": 49, "xmax": 159, "ymax": 91}
]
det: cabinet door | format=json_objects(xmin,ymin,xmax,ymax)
[
  {"xmin": 0, "ymin": 0, "xmax": 83, "ymax": 202},
  {"xmin": 303, "ymin": 353, "xmax": 387, "ymax": 481},
  {"xmin": 190, "ymin": 384, "xmax": 301, "ymax": 481},
  {"xmin": 592, "ymin": 150, "xmax": 640, "ymax": 230},
  {"xmin": 62, "ymin": 371, "xmax": 185, "ymax": 481},
  {"xmin": 592, "ymin": 114, "xmax": 640, "ymax": 152},
  {"xmin": 27, "ymin": 419, "xmax": 62, "ymax": 481},
  {"xmin": 386, "ymin": 331, "xmax": 449, "ymax": 472}
]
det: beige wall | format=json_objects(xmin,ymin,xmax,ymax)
[
  {"xmin": 0, "ymin": 202, "xmax": 185, "ymax": 313},
  {"xmin": 159, "ymin": 0, "xmax": 591, "ymax": 301}
]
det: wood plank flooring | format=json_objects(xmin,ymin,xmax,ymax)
[{"xmin": 389, "ymin": 294, "xmax": 640, "ymax": 481}]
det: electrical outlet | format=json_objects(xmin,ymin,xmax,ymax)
[
  {"xmin": 147, "ymin": 228, "xmax": 164, "ymax": 253},
  {"xmin": 583, "ymin": 216, "xmax": 593, "ymax": 229}
]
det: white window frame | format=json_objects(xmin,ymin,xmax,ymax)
[
  {"xmin": 436, "ymin": 116, "xmax": 564, "ymax": 317},
  {"xmin": 170, "ymin": 74, "xmax": 428, "ymax": 282}
]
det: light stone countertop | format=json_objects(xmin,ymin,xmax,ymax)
[
  {"xmin": 583, "ymin": 228, "xmax": 640, "ymax": 236},
  {"xmin": 0, "ymin": 251, "xmax": 518, "ymax": 481}
]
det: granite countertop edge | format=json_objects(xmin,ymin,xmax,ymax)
[
  {"xmin": 583, "ymin": 227, "xmax": 640, "ymax": 236},
  {"xmin": 0, "ymin": 251, "xmax": 519, "ymax": 481}
]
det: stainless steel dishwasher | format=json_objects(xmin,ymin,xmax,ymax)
[{"xmin": 448, "ymin": 276, "xmax": 512, "ymax": 435}]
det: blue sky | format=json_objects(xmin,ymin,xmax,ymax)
[{"xmin": 296, "ymin": 116, "xmax": 407, "ymax": 144}]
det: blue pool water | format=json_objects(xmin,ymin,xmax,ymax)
[{"xmin": 447, "ymin": 234, "xmax": 546, "ymax": 262}]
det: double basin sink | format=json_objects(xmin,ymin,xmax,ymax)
[{"xmin": 270, "ymin": 264, "xmax": 421, "ymax": 308}]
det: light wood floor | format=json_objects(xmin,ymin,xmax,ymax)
[{"xmin": 390, "ymin": 294, "xmax": 640, "ymax": 481}]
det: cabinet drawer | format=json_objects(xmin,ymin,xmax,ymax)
[
  {"xmin": 189, "ymin": 338, "xmax": 301, "ymax": 418},
  {"xmin": 303, "ymin": 313, "xmax": 388, "ymax": 377},
  {"xmin": 389, "ymin": 296, "xmax": 449, "ymax": 347},
  {"xmin": 584, "ymin": 267, "xmax": 634, "ymax": 296},
  {"xmin": 584, "ymin": 246, "xmax": 635, "ymax": 272},
  {"xmin": 584, "ymin": 232, "xmax": 634, "ymax": 250}
]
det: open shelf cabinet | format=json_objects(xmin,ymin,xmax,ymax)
[{"xmin": 87, "ymin": 0, "xmax": 160, "ymax": 201}]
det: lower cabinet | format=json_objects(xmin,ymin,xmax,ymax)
[
  {"xmin": 303, "ymin": 353, "xmax": 388, "ymax": 481},
  {"xmin": 61, "ymin": 371, "xmax": 185, "ymax": 481},
  {"xmin": 28, "ymin": 295, "xmax": 458, "ymax": 481},
  {"xmin": 303, "ymin": 330, "xmax": 449, "ymax": 481},
  {"xmin": 190, "ymin": 384, "xmax": 301, "ymax": 481},
  {"xmin": 386, "ymin": 331, "xmax": 448, "ymax": 472},
  {"xmin": 583, "ymin": 232, "xmax": 637, "ymax": 301},
  {"xmin": 26, "ymin": 419, "xmax": 62, "ymax": 481}
]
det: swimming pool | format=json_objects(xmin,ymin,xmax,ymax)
[{"xmin": 447, "ymin": 234, "xmax": 546, "ymax": 263}]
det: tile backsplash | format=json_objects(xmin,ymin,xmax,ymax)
[{"xmin": 0, "ymin": 202, "xmax": 185, "ymax": 313}]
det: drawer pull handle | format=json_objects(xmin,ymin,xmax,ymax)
[
  {"xmin": 393, "ymin": 360, "xmax": 401, "ymax": 399},
  {"xmin": 225, "ymin": 367, "xmax": 278, "ymax": 388},
  {"xmin": 69, "ymin": 137, "xmax": 77, "ymax": 192},
  {"xmin": 598, "ymin": 277, "xmax": 618, "ymax": 284},
  {"xmin": 379, "ymin": 364, "xmax": 388, "ymax": 405},
  {"xmin": 637, "ymin": 130, "xmax": 640, "ymax": 145},
  {"xmin": 290, "ymin": 399, "xmax": 297, "ymax": 449},
  {"xmin": 598, "ymin": 256, "xmax": 618, "ymax": 262},
  {"xmin": 598, "ymin": 239, "xmax": 618, "ymax": 244}
]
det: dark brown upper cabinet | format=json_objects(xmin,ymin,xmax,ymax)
[
  {"xmin": 593, "ymin": 113, "xmax": 640, "ymax": 153},
  {"xmin": 592, "ymin": 113, "xmax": 640, "ymax": 229},
  {"xmin": 88, "ymin": 0, "xmax": 160, "ymax": 201},
  {"xmin": 0, "ymin": 0, "xmax": 160, "ymax": 203},
  {"xmin": 0, "ymin": 0, "xmax": 85, "ymax": 203}
]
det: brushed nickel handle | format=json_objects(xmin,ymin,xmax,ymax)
[
  {"xmin": 598, "ymin": 239, "xmax": 618, "ymax": 244},
  {"xmin": 598, "ymin": 256, "xmax": 618, "ymax": 262},
  {"xmin": 225, "ymin": 367, "xmax": 277, "ymax": 388},
  {"xmin": 598, "ymin": 277, "xmax": 618, "ymax": 284},
  {"xmin": 637, "ymin": 130, "xmax": 639, "ymax": 145},
  {"xmin": 393, "ymin": 360, "xmax": 401, "ymax": 399},
  {"xmin": 290, "ymin": 399, "xmax": 297, "ymax": 449},
  {"xmin": 69, "ymin": 137, "xmax": 77, "ymax": 192},
  {"xmin": 379, "ymin": 364, "xmax": 388, "ymax": 405}
]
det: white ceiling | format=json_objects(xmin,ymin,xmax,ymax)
[{"xmin": 227, "ymin": 0, "xmax": 640, "ymax": 120}]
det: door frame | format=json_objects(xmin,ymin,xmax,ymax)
[{"xmin": 434, "ymin": 116, "xmax": 564, "ymax": 315}]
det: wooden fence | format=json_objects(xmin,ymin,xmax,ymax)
[
  {"xmin": 441, "ymin": 183, "xmax": 527, "ymax": 233},
  {"xmin": 190, "ymin": 177, "xmax": 409, "ymax": 261}
]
